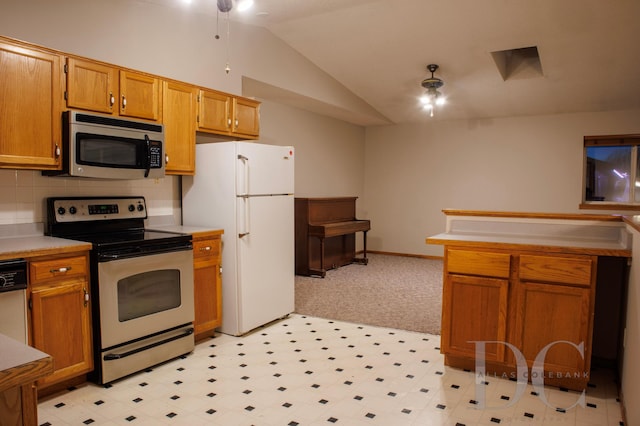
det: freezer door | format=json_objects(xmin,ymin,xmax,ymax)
[
  {"xmin": 236, "ymin": 143, "xmax": 294, "ymax": 195},
  {"xmin": 235, "ymin": 195, "xmax": 294, "ymax": 334}
]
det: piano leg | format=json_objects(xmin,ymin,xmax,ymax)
[
  {"xmin": 353, "ymin": 230, "xmax": 369, "ymax": 265},
  {"xmin": 319, "ymin": 237, "xmax": 327, "ymax": 277}
]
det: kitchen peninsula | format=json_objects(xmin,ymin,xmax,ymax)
[
  {"xmin": 427, "ymin": 209, "xmax": 631, "ymax": 391},
  {"xmin": 0, "ymin": 334, "xmax": 52, "ymax": 425}
]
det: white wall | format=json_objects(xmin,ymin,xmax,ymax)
[
  {"xmin": 256, "ymin": 101, "xmax": 365, "ymax": 198},
  {"xmin": 364, "ymin": 109, "xmax": 640, "ymax": 256}
]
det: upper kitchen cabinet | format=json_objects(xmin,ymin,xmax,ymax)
[
  {"xmin": 197, "ymin": 89, "xmax": 260, "ymax": 139},
  {"xmin": 0, "ymin": 37, "xmax": 63, "ymax": 170},
  {"xmin": 65, "ymin": 57, "xmax": 161, "ymax": 121},
  {"xmin": 162, "ymin": 80, "xmax": 197, "ymax": 175},
  {"xmin": 233, "ymin": 96, "xmax": 260, "ymax": 138}
]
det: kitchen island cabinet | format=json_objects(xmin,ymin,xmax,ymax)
[
  {"xmin": 0, "ymin": 36, "xmax": 63, "ymax": 171},
  {"xmin": 28, "ymin": 251, "xmax": 93, "ymax": 393},
  {"xmin": 429, "ymin": 210, "xmax": 631, "ymax": 391}
]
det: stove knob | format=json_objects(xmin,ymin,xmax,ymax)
[
  {"xmin": 57, "ymin": 206, "xmax": 66, "ymax": 215},
  {"xmin": 137, "ymin": 204, "xmax": 145, "ymax": 212},
  {"xmin": 128, "ymin": 204, "xmax": 135, "ymax": 212},
  {"xmin": 69, "ymin": 206, "xmax": 77, "ymax": 215}
]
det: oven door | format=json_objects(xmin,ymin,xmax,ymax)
[{"xmin": 97, "ymin": 249, "xmax": 194, "ymax": 349}]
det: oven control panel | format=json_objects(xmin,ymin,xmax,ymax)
[{"xmin": 49, "ymin": 196, "xmax": 147, "ymax": 223}]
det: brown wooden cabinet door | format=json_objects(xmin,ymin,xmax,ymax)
[
  {"xmin": 194, "ymin": 264, "xmax": 222, "ymax": 335},
  {"xmin": 119, "ymin": 70, "xmax": 161, "ymax": 121},
  {"xmin": 193, "ymin": 237, "xmax": 222, "ymax": 336},
  {"xmin": 441, "ymin": 273, "xmax": 509, "ymax": 362},
  {"xmin": 162, "ymin": 80, "xmax": 197, "ymax": 175},
  {"xmin": 30, "ymin": 279, "xmax": 93, "ymax": 387},
  {"xmin": 0, "ymin": 40, "xmax": 62, "ymax": 169},
  {"xmin": 66, "ymin": 57, "xmax": 117, "ymax": 114},
  {"xmin": 233, "ymin": 97, "xmax": 260, "ymax": 137},
  {"xmin": 197, "ymin": 89, "xmax": 231, "ymax": 133},
  {"xmin": 513, "ymin": 281, "xmax": 592, "ymax": 386}
]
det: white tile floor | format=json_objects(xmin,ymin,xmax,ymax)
[{"xmin": 38, "ymin": 314, "xmax": 625, "ymax": 425}]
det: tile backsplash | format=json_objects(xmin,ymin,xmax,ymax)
[{"xmin": 0, "ymin": 169, "xmax": 181, "ymax": 225}]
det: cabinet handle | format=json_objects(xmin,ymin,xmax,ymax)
[
  {"xmin": 84, "ymin": 288, "xmax": 89, "ymax": 307},
  {"xmin": 235, "ymin": 118, "xmax": 239, "ymax": 128},
  {"xmin": 200, "ymin": 246, "xmax": 211, "ymax": 252},
  {"xmin": 165, "ymin": 154, "xmax": 169, "ymax": 165},
  {"xmin": 122, "ymin": 95, "xmax": 127, "ymax": 109},
  {"xmin": 55, "ymin": 144, "xmax": 61, "ymax": 158},
  {"xmin": 50, "ymin": 266, "xmax": 72, "ymax": 273},
  {"xmin": 219, "ymin": 266, "xmax": 222, "ymax": 274},
  {"xmin": 109, "ymin": 92, "xmax": 115, "ymax": 107},
  {"xmin": 227, "ymin": 117, "xmax": 232, "ymax": 126}
]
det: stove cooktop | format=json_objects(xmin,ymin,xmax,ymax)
[{"xmin": 45, "ymin": 196, "xmax": 191, "ymax": 251}]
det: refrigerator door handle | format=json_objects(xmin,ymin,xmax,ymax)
[
  {"xmin": 237, "ymin": 154, "xmax": 249, "ymax": 195},
  {"xmin": 238, "ymin": 196, "xmax": 250, "ymax": 238}
]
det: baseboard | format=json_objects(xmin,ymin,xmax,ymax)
[
  {"xmin": 364, "ymin": 250, "xmax": 443, "ymax": 260},
  {"xmin": 619, "ymin": 388, "xmax": 628, "ymax": 426}
]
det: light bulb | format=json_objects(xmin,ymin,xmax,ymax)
[{"xmin": 237, "ymin": 0, "xmax": 254, "ymax": 12}]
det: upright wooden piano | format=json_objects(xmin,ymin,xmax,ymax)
[{"xmin": 295, "ymin": 197, "xmax": 371, "ymax": 277}]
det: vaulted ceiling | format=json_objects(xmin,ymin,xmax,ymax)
[{"xmin": 147, "ymin": 0, "xmax": 640, "ymax": 126}]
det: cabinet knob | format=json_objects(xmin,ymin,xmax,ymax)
[
  {"xmin": 165, "ymin": 154, "xmax": 169, "ymax": 164},
  {"xmin": 200, "ymin": 246, "xmax": 211, "ymax": 252},
  {"xmin": 50, "ymin": 266, "xmax": 72, "ymax": 273},
  {"xmin": 55, "ymin": 144, "xmax": 61, "ymax": 158},
  {"xmin": 122, "ymin": 95, "xmax": 127, "ymax": 109},
  {"xmin": 109, "ymin": 92, "xmax": 115, "ymax": 107}
]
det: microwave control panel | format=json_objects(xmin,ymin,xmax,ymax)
[{"xmin": 149, "ymin": 141, "xmax": 162, "ymax": 169}]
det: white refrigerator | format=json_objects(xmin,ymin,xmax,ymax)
[{"xmin": 182, "ymin": 142, "xmax": 295, "ymax": 336}]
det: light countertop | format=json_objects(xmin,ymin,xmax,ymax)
[
  {"xmin": 0, "ymin": 235, "xmax": 92, "ymax": 261},
  {"xmin": 0, "ymin": 334, "xmax": 52, "ymax": 393}
]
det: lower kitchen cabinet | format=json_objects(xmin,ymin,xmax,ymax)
[
  {"xmin": 442, "ymin": 273, "xmax": 509, "ymax": 363},
  {"xmin": 192, "ymin": 231, "xmax": 223, "ymax": 339},
  {"xmin": 28, "ymin": 252, "xmax": 93, "ymax": 390},
  {"xmin": 440, "ymin": 246, "xmax": 597, "ymax": 391}
]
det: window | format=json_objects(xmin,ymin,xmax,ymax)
[{"xmin": 582, "ymin": 135, "xmax": 640, "ymax": 210}]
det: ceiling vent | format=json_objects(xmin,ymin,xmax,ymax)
[{"xmin": 491, "ymin": 46, "xmax": 543, "ymax": 81}]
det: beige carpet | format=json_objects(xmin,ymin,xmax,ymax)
[{"xmin": 294, "ymin": 253, "xmax": 444, "ymax": 335}]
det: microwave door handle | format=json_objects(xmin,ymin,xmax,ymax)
[{"xmin": 144, "ymin": 134, "xmax": 151, "ymax": 178}]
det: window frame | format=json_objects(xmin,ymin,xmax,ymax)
[{"xmin": 580, "ymin": 134, "xmax": 640, "ymax": 211}]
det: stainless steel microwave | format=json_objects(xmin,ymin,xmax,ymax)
[{"xmin": 44, "ymin": 111, "xmax": 165, "ymax": 179}]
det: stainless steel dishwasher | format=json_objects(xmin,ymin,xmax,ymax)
[{"xmin": 0, "ymin": 258, "xmax": 28, "ymax": 344}]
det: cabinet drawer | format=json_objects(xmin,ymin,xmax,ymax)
[
  {"xmin": 193, "ymin": 239, "xmax": 221, "ymax": 260},
  {"xmin": 519, "ymin": 254, "xmax": 592, "ymax": 286},
  {"xmin": 30, "ymin": 256, "xmax": 87, "ymax": 284},
  {"xmin": 447, "ymin": 249, "xmax": 511, "ymax": 278}
]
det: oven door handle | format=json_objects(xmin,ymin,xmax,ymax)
[{"xmin": 103, "ymin": 327, "xmax": 194, "ymax": 361}]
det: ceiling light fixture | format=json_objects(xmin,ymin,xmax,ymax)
[{"xmin": 420, "ymin": 64, "xmax": 446, "ymax": 117}]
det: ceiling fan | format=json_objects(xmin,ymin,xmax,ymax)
[{"xmin": 214, "ymin": 0, "xmax": 254, "ymax": 73}]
